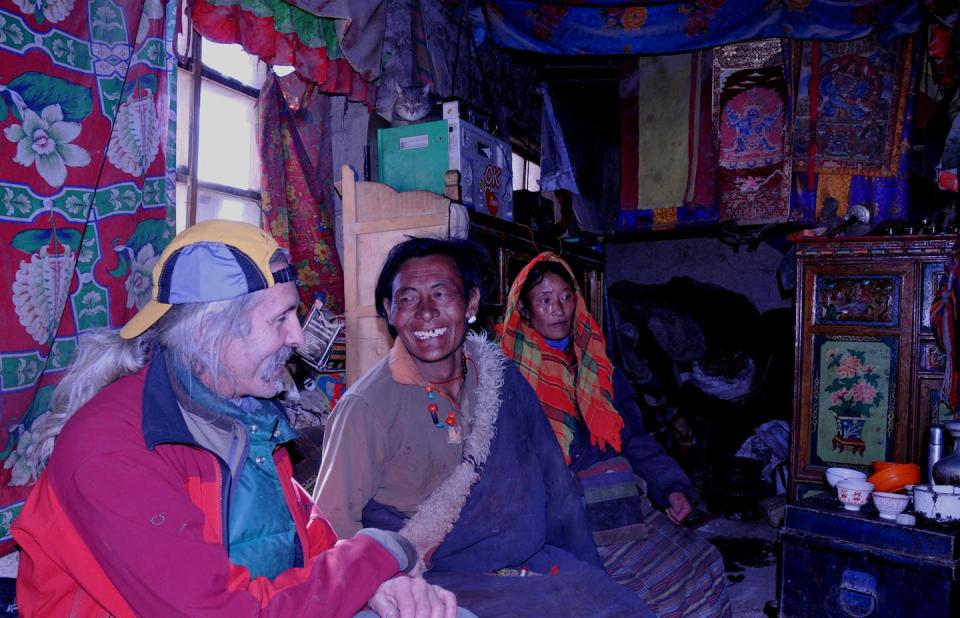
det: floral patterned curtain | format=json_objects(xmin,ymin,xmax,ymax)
[
  {"xmin": 478, "ymin": 0, "xmax": 923, "ymax": 55},
  {"xmin": 0, "ymin": 0, "xmax": 177, "ymax": 553},
  {"xmin": 258, "ymin": 72, "xmax": 343, "ymax": 314},
  {"xmin": 192, "ymin": 0, "xmax": 376, "ymax": 107}
]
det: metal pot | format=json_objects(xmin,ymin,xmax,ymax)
[
  {"xmin": 932, "ymin": 421, "xmax": 960, "ymax": 485},
  {"xmin": 913, "ymin": 484, "xmax": 960, "ymax": 523}
]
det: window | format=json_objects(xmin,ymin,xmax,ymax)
[
  {"xmin": 176, "ymin": 22, "xmax": 271, "ymax": 231},
  {"xmin": 512, "ymin": 152, "xmax": 540, "ymax": 192}
]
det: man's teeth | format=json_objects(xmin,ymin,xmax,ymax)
[{"xmin": 414, "ymin": 327, "xmax": 447, "ymax": 340}]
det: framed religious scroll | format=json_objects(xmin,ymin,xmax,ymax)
[{"xmin": 789, "ymin": 236, "xmax": 954, "ymax": 502}]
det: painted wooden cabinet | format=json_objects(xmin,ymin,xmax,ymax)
[{"xmin": 788, "ymin": 236, "xmax": 954, "ymax": 502}]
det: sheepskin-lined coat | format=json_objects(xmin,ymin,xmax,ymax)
[{"xmin": 316, "ymin": 334, "xmax": 653, "ymax": 617}]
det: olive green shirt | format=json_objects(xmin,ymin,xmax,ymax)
[{"xmin": 313, "ymin": 339, "xmax": 476, "ymax": 538}]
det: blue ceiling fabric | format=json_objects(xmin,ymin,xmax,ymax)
[{"xmin": 473, "ymin": 1, "xmax": 923, "ymax": 55}]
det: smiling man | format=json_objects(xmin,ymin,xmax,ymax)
[
  {"xmin": 314, "ymin": 237, "xmax": 653, "ymax": 617},
  {"xmin": 13, "ymin": 221, "xmax": 456, "ymax": 618},
  {"xmin": 314, "ymin": 239, "xmax": 483, "ymax": 540}
]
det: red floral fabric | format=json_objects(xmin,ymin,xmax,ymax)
[
  {"xmin": 192, "ymin": 0, "xmax": 375, "ymax": 107},
  {"xmin": 258, "ymin": 73, "xmax": 343, "ymax": 314},
  {"xmin": 0, "ymin": 0, "xmax": 177, "ymax": 553}
]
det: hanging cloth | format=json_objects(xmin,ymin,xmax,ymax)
[
  {"xmin": 932, "ymin": 243, "xmax": 960, "ymax": 411},
  {"xmin": 258, "ymin": 73, "xmax": 344, "ymax": 313},
  {"xmin": 192, "ymin": 0, "xmax": 375, "ymax": 106},
  {"xmin": 537, "ymin": 84, "xmax": 580, "ymax": 195},
  {"xmin": 0, "ymin": 0, "xmax": 177, "ymax": 556}
]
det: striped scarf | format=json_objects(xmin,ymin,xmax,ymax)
[{"xmin": 499, "ymin": 252, "xmax": 623, "ymax": 462}]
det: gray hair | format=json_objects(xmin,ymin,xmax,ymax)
[
  {"xmin": 7, "ymin": 249, "xmax": 290, "ymax": 483},
  {"xmin": 51, "ymin": 294, "xmax": 260, "ymax": 415}
]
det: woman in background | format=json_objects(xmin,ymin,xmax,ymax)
[{"xmin": 500, "ymin": 251, "xmax": 731, "ymax": 618}]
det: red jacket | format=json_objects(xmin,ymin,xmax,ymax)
[{"xmin": 13, "ymin": 359, "xmax": 401, "ymax": 617}]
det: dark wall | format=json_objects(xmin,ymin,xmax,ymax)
[
  {"xmin": 542, "ymin": 59, "xmax": 620, "ymax": 229},
  {"xmin": 549, "ymin": 75, "xmax": 622, "ymax": 230},
  {"xmin": 606, "ymin": 237, "xmax": 792, "ymax": 314}
]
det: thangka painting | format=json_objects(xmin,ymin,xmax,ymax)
[
  {"xmin": 793, "ymin": 34, "xmax": 912, "ymax": 177},
  {"xmin": 811, "ymin": 336, "xmax": 897, "ymax": 467},
  {"xmin": 815, "ymin": 274, "xmax": 900, "ymax": 327},
  {"xmin": 712, "ymin": 39, "xmax": 792, "ymax": 224}
]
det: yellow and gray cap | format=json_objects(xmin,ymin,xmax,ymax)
[{"xmin": 119, "ymin": 220, "xmax": 296, "ymax": 339}]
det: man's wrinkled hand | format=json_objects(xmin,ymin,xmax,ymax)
[
  {"xmin": 666, "ymin": 491, "xmax": 692, "ymax": 524},
  {"xmin": 367, "ymin": 575, "xmax": 457, "ymax": 618}
]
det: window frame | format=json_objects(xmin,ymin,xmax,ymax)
[
  {"xmin": 511, "ymin": 151, "xmax": 541, "ymax": 193},
  {"xmin": 176, "ymin": 28, "xmax": 263, "ymax": 229}
]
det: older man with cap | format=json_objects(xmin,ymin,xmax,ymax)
[{"xmin": 12, "ymin": 220, "xmax": 458, "ymax": 618}]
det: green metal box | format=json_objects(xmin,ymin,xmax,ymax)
[{"xmin": 377, "ymin": 120, "xmax": 449, "ymax": 195}]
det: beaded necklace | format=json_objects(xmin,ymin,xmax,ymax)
[{"xmin": 425, "ymin": 352, "xmax": 468, "ymax": 429}]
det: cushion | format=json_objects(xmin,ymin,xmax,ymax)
[{"xmin": 576, "ymin": 456, "xmax": 647, "ymax": 545}]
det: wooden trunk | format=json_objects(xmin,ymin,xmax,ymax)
[{"xmin": 780, "ymin": 496, "xmax": 960, "ymax": 617}]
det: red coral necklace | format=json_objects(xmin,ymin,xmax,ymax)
[{"xmin": 425, "ymin": 353, "xmax": 468, "ymax": 428}]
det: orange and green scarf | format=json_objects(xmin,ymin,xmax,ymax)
[{"xmin": 499, "ymin": 252, "xmax": 623, "ymax": 462}]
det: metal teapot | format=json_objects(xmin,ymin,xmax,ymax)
[{"xmin": 932, "ymin": 421, "xmax": 960, "ymax": 485}]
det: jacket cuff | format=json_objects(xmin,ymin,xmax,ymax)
[
  {"xmin": 651, "ymin": 482, "xmax": 695, "ymax": 509},
  {"xmin": 355, "ymin": 528, "xmax": 419, "ymax": 574}
]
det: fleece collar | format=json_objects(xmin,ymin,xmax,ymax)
[{"xmin": 399, "ymin": 332, "xmax": 506, "ymax": 564}]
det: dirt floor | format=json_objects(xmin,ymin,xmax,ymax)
[{"xmin": 698, "ymin": 516, "xmax": 780, "ymax": 617}]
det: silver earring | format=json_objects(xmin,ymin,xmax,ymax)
[{"xmin": 467, "ymin": 315, "xmax": 477, "ymax": 325}]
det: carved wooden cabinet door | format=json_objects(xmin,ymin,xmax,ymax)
[{"xmin": 789, "ymin": 237, "xmax": 953, "ymax": 502}]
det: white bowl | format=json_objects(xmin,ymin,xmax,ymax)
[
  {"xmin": 837, "ymin": 479, "xmax": 874, "ymax": 511},
  {"xmin": 871, "ymin": 491, "xmax": 909, "ymax": 520},
  {"xmin": 825, "ymin": 467, "xmax": 867, "ymax": 488},
  {"xmin": 914, "ymin": 484, "xmax": 960, "ymax": 522}
]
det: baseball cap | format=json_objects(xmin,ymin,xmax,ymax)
[{"xmin": 119, "ymin": 220, "xmax": 296, "ymax": 339}]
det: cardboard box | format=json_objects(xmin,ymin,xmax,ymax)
[
  {"xmin": 448, "ymin": 118, "xmax": 513, "ymax": 220},
  {"xmin": 442, "ymin": 98, "xmax": 493, "ymax": 133}
]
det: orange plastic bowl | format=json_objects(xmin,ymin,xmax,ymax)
[
  {"xmin": 871, "ymin": 461, "xmax": 897, "ymax": 472},
  {"xmin": 866, "ymin": 464, "xmax": 921, "ymax": 493}
]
